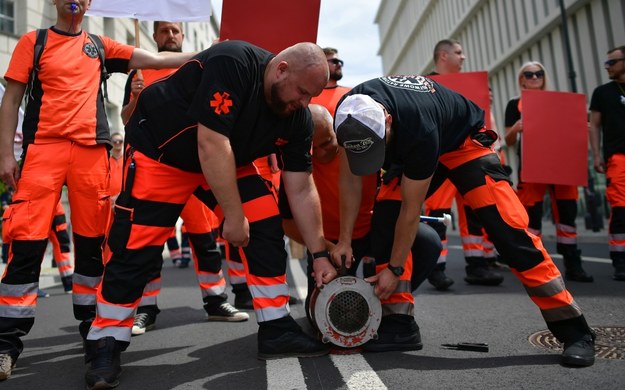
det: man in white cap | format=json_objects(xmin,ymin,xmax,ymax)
[{"xmin": 332, "ymin": 75, "xmax": 595, "ymax": 367}]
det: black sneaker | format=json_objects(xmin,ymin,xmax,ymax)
[
  {"xmin": 258, "ymin": 330, "xmax": 330, "ymax": 360},
  {"xmin": 427, "ymin": 268, "xmax": 454, "ymax": 291},
  {"xmin": 562, "ymin": 333, "xmax": 595, "ymax": 367},
  {"xmin": 174, "ymin": 258, "xmax": 190, "ymax": 268},
  {"xmin": 205, "ymin": 302, "xmax": 249, "ymax": 322},
  {"xmin": 363, "ymin": 320, "xmax": 423, "ymax": 352},
  {"xmin": 37, "ymin": 289, "xmax": 50, "ymax": 298},
  {"xmin": 465, "ymin": 265, "xmax": 503, "ymax": 286},
  {"xmin": 131, "ymin": 312, "xmax": 157, "ymax": 336},
  {"xmin": 85, "ymin": 337, "xmax": 122, "ymax": 390},
  {"xmin": 61, "ymin": 275, "xmax": 73, "ymax": 294}
]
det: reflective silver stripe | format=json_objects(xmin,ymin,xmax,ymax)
[
  {"xmin": 225, "ymin": 260, "xmax": 245, "ymax": 271},
  {"xmin": 72, "ymin": 292, "xmax": 96, "ymax": 306},
  {"xmin": 58, "ymin": 269, "xmax": 73, "ymax": 278},
  {"xmin": 0, "ymin": 304, "xmax": 35, "ymax": 318},
  {"xmin": 396, "ymin": 280, "xmax": 411, "ymax": 293},
  {"xmin": 463, "ymin": 249, "xmax": 484, "ymax": 257},
  {"xmin": 528, "ymin": 227, "xmax": 541, "ymax": 236},
  {"xmin": 249, "ymin": 283, "xmax": 289, "ymax": 299},
  {"xmin": 556, "ymin": 236, "xmax": 577, "ymax": 245},
  {"xmin": 96, "ymin": 301, "xmax": 135, "ymax": 321},
  {"xmin": 0, "ymin": 282, "xmax": 37, "ymax": 297},
  {"xmin": 197, "ymin": 271, "xmax": 224, "ymax": 284},
  {"xmin": 200, "ymin": 284, "xmax": 226, "ymax": 298},
  {"xmin": 229, "ymin": 275, "xmax": 247, "ymax": 284},
  {"xmin": 73, "ymin": 273, "xmax": 101, "ymax": 288},
  {"xmin": 56, "ymin": 259, "xmax": 72, "ymax": 269},
  {"xmin": 555, "ymin": 224, "xmax": 576, "ymax": 233},
  {"xmin": 609, "ymin": 245, "xmax": 625, "ymax": 252},
  {"xmin": 143, "ymin": 280, "xmax": 162, "ymax": 293},
  {"xmin": 461, "ymin": 236, "xmax": 483, "ymax": 244},
  {"xmin": 609, "ymin": 233, "xmax": 625, "ymax": 241},
  {"xmin": 87, "ymin": 325, "xmax": 131, "ymax": 343},
  {"xmin": 139, "ymin": 295, "xmax": 157, "ymax": 306},
  {"xmin": 382, "ymin": 302, "xmax": 414, "ymax": 316},
  {"xmin": 541, "ymin": 300, "xmax": 583, "ymax": 322},
  {"xmin": 255, "ymin": 305, "xmax": 290, "ymax": 322},
  {"xmin": 524, "ymin": 276, "xmax": 565, "ymax": 298}
]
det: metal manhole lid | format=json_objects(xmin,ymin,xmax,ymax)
[{"xmin": 528, "ymin": 326, "xmax": 625, "ymax": 360}]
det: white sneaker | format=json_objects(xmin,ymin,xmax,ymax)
[
  {"xmin": 205, "ymin": 302, "xmax": 249, "ymax": 322},
  {"xmin": 0, "ymin": 353, "xmax": 15, "ymax": 381}
]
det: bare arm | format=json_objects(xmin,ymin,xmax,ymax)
[
  {"xmin": 120, "ymin": 73, "xmax": 144, "ymax": 125},
  {"xmin": 334, "ymin": 150, "xmax": 363, "ymax": 269},
  {"xmin": 367, "ymin": 174, "xmax": 431, "ymax": 300},
  {"xmin": 504, "ymin": 119, "xmax": 522, "ymax": 146},
  {"xmin": 0, "ymin": 80, "xmax": 27, "ymax": 189},
  {"xmin": 197, "ymin": 123, "xmax": 249, "ymax": 247},
  {"xmin": 589, "ymin": 111, "xmax": 604, "ymax": 173},
  {"xmin": 128, "ymin": 48, "xmax": 195, "ymax": 70},
  {"xmin": 282, "ymin": 170, "xmax": 337, "ymax": 287}
]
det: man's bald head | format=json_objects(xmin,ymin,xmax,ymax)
[
  {"xmin": 264, "ymin": 43, "xmax": 329, "ymax": 117},
  {"xmin": 309, "ymin": 104, "xmax": 338, "ymax": 164}
]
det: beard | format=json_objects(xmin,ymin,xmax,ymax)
[
  {"xmin": 159, "ymin": 42, "xmax": 183, "ymax": 53},
  {"xmin": 330, "ymin": 70, "xmax": 343, "ymax": 81},
  {"xmin": 268, "ymin": 83, "xmax": 291, "ymax": 117}
]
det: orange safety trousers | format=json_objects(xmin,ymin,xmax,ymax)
[
  {"xmin": 88, "ymin": 151, "xmax": 289, "ymax": 344},
  {"xmin": 48, "ymin": 200, "xmax": 74, "ymax": 278},
  {"xmin": 516, "ymin": 181, "xmax": 579, "ymax": 249},
  {"xmin": 605, "ymin": 154, "xmax": 625, "ymax": 261},
  {"xmin": 377, "ymin": 132, "xmax": 588, "ymax": 341},
  {"xmin": 0, "ymin": 141, "xmax": 109, "ymax": 357}
]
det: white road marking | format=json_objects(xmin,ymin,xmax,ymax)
[{"xmin": 331, "ymin": 354, "xmax": 387, "ymax": 390}]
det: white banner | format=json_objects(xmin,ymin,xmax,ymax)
[{"xmin": 86, "ymin": 0, "xmax": 212, "ymax": 22}]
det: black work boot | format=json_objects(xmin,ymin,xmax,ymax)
[
  {"xmin": 232, "ymin": 283, "xmax": 254, "ymax": 310},
  {"xmin": 562, "ymin": 333, "xmax": 596, "ymax": 367},
  {"xmin": 257, "ymin": 316, "xmax": 330, "ymax": 360},
  {"xmin": 465, "ymin": 257, "xmax": 503, "ymax": 286},
  {"xmin": 613, "ymin": 258, "xmax": 625, "ymax": 281},
  {"xmin": 363, "ymin": 314, "xmax": 423, "ymax": 352},
  {"xmin": 562, "ymin": 248, "xmax": 593, "ymax": 282},
  {"xmin": 84, "ymin": 337, "xmax": 123, "ymax": 390},
  {"xmin": 427, "ymin": 263, "xmax": 454, "ymax": 291}
]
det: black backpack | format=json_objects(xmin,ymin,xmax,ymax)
[{"xmin": 25, "ymin": 28, "xmax": 109, "ymax": 103}]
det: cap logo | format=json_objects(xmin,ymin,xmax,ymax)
[{"xmin": 344, "ymin": 137, "xmax": 375, "ymax": 153}]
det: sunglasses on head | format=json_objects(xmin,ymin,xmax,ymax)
[
  {"xmin": 327, "ymin": 58, "xmax": 344, "ymax": 66},
  {"xmin": 604, "ymin": 58, "xmax": 625, "ymax": 67},
  {"xmin": 523, "ymin": 70, "xmax": 545, "ymax": 79}
]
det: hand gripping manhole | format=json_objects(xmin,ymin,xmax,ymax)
[{"xmin": 528, "ymin": 326, "xmax": 625, "ymax": 360}]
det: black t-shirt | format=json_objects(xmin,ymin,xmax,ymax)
[
  {"xmin": 589, "ymin": 81, "xmax": 625, "ymax": 160},
  {"xmin": 340, "ymin": 76, "xmax": 485, "ymax": 180},
  {"xmin": 126, "ymin": 40, "xmax": 313, "ymax": 173},
  {"xmin": 504, "ymin": 97, "xmax": 523, "ymax": 171}
]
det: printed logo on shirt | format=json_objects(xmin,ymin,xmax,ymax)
[
  {"xmin": 83, "ymin": 42, "xmax": 99, "ymax": 59},
  {"xmin": 210, "ymin": 92, "xmax": 233, "ymax": 115},
  {"xmin": 380, "ymin": 75, "xmax": 436, "ymax": 93}
]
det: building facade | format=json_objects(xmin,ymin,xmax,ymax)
[
  {"xmin": 0, "ymin": 0, "xmax": 218, "ymax": 135},
  {"xmin": 375, "ymin": 0, "xmax": 624, "ymax": 223}
]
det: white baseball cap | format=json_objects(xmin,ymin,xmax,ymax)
[{"xmin": 335, "ymin": 94, "xmax": 386, "ymax": 176}]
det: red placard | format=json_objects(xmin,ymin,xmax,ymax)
[
  {"xmin": 520, "ymin": 90, "xmax": 588, "ymax": 186},
  {"xmin": 429, "ymin": 71, "xmax": 491, "ymax": 128},
  {"xmin": 220, "ymin": 0, "xmax": 321, "ymax": 54}
]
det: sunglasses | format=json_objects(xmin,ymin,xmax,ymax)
[
  {"xmin": 112, "ymin": 139, "xmax": 123, "ymax": 145},
  {"xmin": 604, "ymin": 58, "xmax": 625, "ymax": 67},
  {"xmin": 327, "ymin": 58, "xmax": 344, "ymax": 66},
  {"xmin": 523, "ymin": 70, "xmax": 545, "ymax": 79}
]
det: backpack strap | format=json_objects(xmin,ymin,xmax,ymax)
[
  {"xmin": 87, "ymin": 33, "xmax": 109, "ymax": 100},
  {"xmin": 26, "ymin": 28, "xmax": 48, "ymax": 103}
]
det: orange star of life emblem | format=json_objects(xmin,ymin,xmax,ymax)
[{"xmin": 210, "ymin": 92, "xmax": 233, "ymax": 115}]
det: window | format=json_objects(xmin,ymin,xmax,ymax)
[{"xmin": 0, "ymin": 0, "xmax": 14, "ymax": 34}]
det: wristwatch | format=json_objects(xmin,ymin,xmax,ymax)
[
  {"xmin": 387, "ymin": 264, "xmax": 404, "ymax": 277},
  {"xmin": 311, "ymin": 250, "xmax": 331, "ymax": 260}
]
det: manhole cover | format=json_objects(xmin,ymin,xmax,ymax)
[{"xmin": 528, "ymin": 326, "xmax": 625, "ymax": 360}]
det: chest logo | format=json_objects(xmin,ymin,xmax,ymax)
[
  {"xmin": 210, "ymin": 92, "xmax": 233, "ymax": 115},
  {"xmin": 380, "ymin": 75, "xmax": 435, "ymax": 93},
  {"xmin": 83, "ymin": 42, "xmax": 99, "ymax": 59}
]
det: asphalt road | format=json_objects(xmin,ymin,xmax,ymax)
[{"xmin": 6, "ymin": 236, "xmax": 625, "ymax": 389}]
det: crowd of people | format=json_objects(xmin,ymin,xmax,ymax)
[{"xmin": 0, "ymin": 1, "xmax": 623, "ymax": 388}]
